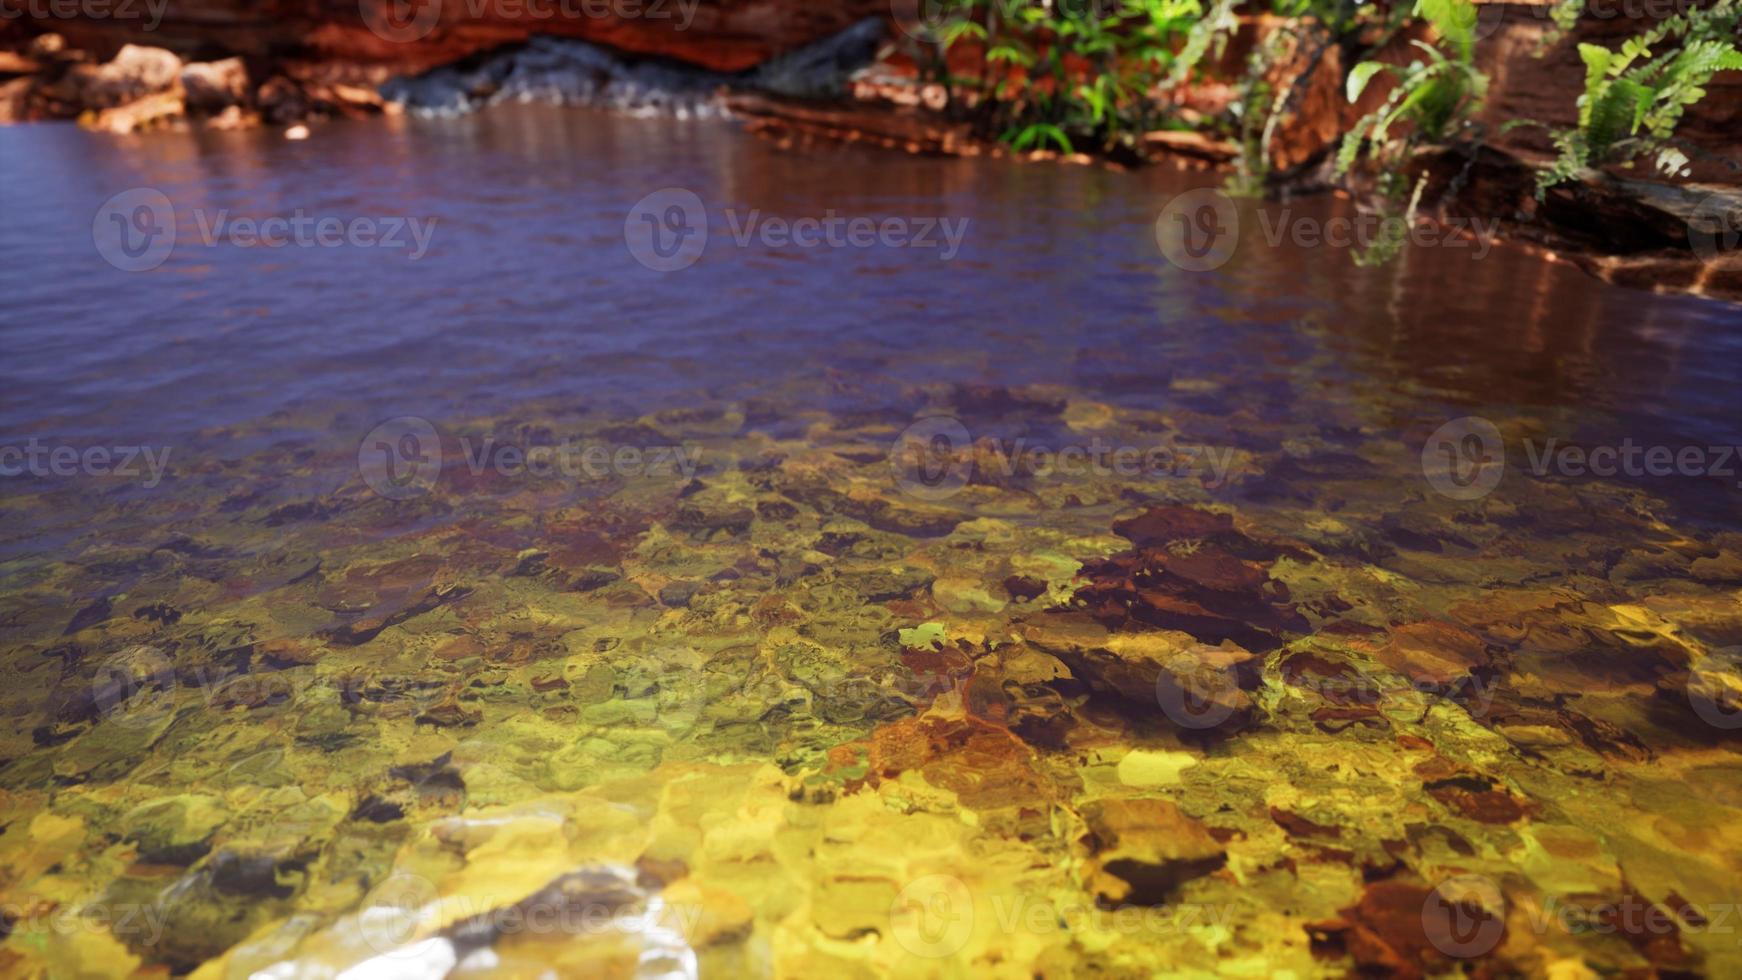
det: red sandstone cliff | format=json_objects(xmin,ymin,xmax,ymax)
[{"xmin": 5, "ymin": 0, "xmax": 888, "ymax": 74}]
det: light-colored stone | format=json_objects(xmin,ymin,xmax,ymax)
[
  {"xmin": 69, "ymin": 44, "xmax": 181, "ymax": 109},
  {"xmin": 85, "ymin": 90, "xmax": 183, "ymax": 133},
  {"xmin": 0, "ymin": 77, "xmax": 32, "ymax": 123}
]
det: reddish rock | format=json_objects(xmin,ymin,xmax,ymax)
[
  {"xmin": 1269, "ymin": 806, "xmax": 1342, "ymax": 839},
  {"xmin": 1310, "ymin": 878, "xmax": 1506, "ymax": 979},
  {"xmin": 1111, "ymin": 505, "xmax": 1236, "ymax": 549},
  {"xmin": 1424, "ymin": 776, "xmax": 1532, "ymax": 824},
  {"xmin": 1373, "ymin": 621, "xmax": 1490, "ymax": 686},
  {"xmin": 863, "ymin": 715, "xmax": 1053, "ymax": 836},
  {"xmin": 1078, "ymin": 506, "xmax": 1310, "ymax": 652},
  {"xmin": 15, "ymin": 0, "xmax": 889, "ymax": 76}
]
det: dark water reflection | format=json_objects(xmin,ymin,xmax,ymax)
[{"xmin": 3, "ymin": 104, "xmax": 1738, "ymax": 454}]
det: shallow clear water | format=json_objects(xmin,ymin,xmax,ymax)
[{"xmin": 3, "ymin": 104, "xmax": 1742, "ymax": 977}]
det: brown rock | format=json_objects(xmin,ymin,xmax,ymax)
[
  {"xmin": 0, "ymin": 52, "xmax": 41, "ymax": 75},
  {"xmin": 0, "ymin": 76, "xmax": 31, "ymax": 123},
  {"xmin": 1269, "ymin": 806, "xmax": 1342, "ymax": 839},
  {"xmin": 1423, "ymin": 776, "xmax": 1531, "ymax": 824},
  {"xmin": 27, "ymin": 33, "xmax": 66, "ymax": 59},
  {"xmin": 1111, "ymin": 505, "xmax": 1235, "ymax": 549},
  {"xmin": 1311, "ymin": 878, "xmax": 1505, "ymax": 979},
  {"xmin": 1080, "ymin": 798, "xmax": 1226, "ymax": 906},
  {"xmin": 1374, "ymin": 621, "xmax": 1489, "ymax": 686},
  {"xmin": 864, "ymin": 715, "xmax": 1053, "ymax": 837},
  {"xmin": 1475, "ymin": 4, "xmax": 1742, "ymax": 185},
  {"xmin": 1002, "ymin": 574, "xmax": 1047, "ymax": 602},
  {"xmin": 1077, "ymin": 506, "xmax": 1312, "ymax": 652},
  {"xmin": 1023, "ymin": 613, "xmax": 1258, "ymax": 726},
  {"xmin": 1142, "ymin": 129, "xmax": 1239, "ymax": 163},
  {"xmin": 180, "ymin": 57, "xmax": 247, "ymax": 112},
  {"xmin": 203, "ymin": 105, "xmax": 257, "ymax": 129},
  {"xmin": 255, "ymin": 75, "xmax": 306, "ymax": 123}
]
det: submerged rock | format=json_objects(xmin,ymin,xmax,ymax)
[
  {"xmin": 1373, "ymin": 621, "xmax": 1492, "ymax": 686},
  {"xmin": 1079, "ymin": 799, "xmax": 1226, "ymax": 907},
  {"xmin": 1076, "ymin": 505, "xmax": 1311, "ymax": 652},
  {"xmin": 1022, "ymin": 613, "xmax": 1259, "ymax": 729}
]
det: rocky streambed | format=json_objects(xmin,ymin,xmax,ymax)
[{"xmin": 4, "ymin": 378, "xmax": 1742, "ymax": 977}]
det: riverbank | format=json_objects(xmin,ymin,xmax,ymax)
[{"xmin": 2, "ymin": 4, "xmax": 1737, "ymax": 301}]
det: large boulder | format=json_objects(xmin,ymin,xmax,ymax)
[{"xmin": 67, "ymin": 43, "xmax": 181, "ymax": 108}]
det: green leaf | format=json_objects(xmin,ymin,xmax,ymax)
[
  {"xmin": 1347, "ymin": 61, "xmax": 1390, "ymax": 103},
  {"xmin": 1005, "ymin": 123, "xmax": 1075, "ymax": 154},
  {"xmin": 1582, "ymin": 77, "xmax": 1650, "ymax": 154},
  {"xmin": 1578, "ymin": 43, "xmax": 1612, "ymax": 80},
  {"xmin": 1415, "ymin": 0, "xmax": 1476, "ymax": 59}
]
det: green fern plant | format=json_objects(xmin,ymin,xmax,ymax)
[
  {"xmin": 1532, "ymin": 3, "xmax": 1742, "ymax": 194},
  {"xmin": 1163, "ymin": 0, "xmax": 1242, "ymax": 90},
  {"xmin": 1327, "ymin": 0, "xmax": 1488, "ymax": 267},
  {"xmin": 1337, "ymin": 0, "xmax": 1489, "ymax": 179},
  {"xmin": 1005, "ymin": 122, "xmax": 1075, "ymax": 154},
  {"xmin": 1223, "ymin": 30, "xmax": 1290, "ymax": 197},
  {"xmin": 914, "ymin": 0, "xmax": 1201, "ymax": 154}
]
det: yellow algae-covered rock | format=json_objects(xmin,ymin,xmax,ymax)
[
  {"xmin": 1023, "ymin": 614, "xmax": 1258, "ymax": 726},
  {"xmin": 1116, "ymin": 748, "xmax": 1200, "ymax": 788},
  {"xmin": 660, "ymin": 879, "xmax": 754, "ymax": 948},
  {"xmin": 116, "ymin": 794, "xmax": 229, "ymax": 865},
  {"xmin": 929, "ymin": 577, "xmax": 1005, "ymax": 615},
  {"xmin": 6, "ymin": 924, "xmax": 144, "ymax": 980},
  {"xmin": 1063, "ymin": 399, "xmax": 1118, "ymax": 431}
]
